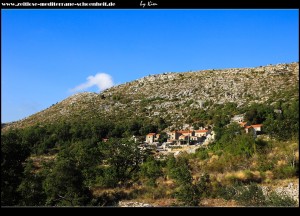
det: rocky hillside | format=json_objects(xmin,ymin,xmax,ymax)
[{"xmin": 3, "ymin": 62, "xmax": 299, "ymax": 131}]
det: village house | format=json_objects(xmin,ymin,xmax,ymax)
[
  {"xmin": 145, "ymin": 133, "xmax": 160, "ymax": 144},
  {"xmin": 178, "ymin": 135, "xmax": 187, "ymax": 145},
  {"xmin": 179, "ymin": 134, "xmax": 187, "ymax": 140},
  {"xmin": 239, "ymin": 122, "xmax": 263, "ymax": 136},
  {"xmin": 245, "ymin": 124, "xmax": 263, "ymax": 135},
  {"xmin": 167, "ymin": 131, "xmax": 181, "ymax": 142},
  {"xmin": 178, "ymin": 130, "xmax": 194, "ymax": 137},
  {"xmin": 165, "ymin": 128, "xmax": 211, "ymax": 145},
  {"xmin": 232, "ymin": 114, "xmax": 263, "ymax": 136},
  {"xmin": 251, "ymin": 124, "xmax": 263, "ymax": 132},
  {"xmin": 239, "ymin": 121, "xmax": 251, "ymax": 128},
  {"xmin": 190, "ymin": 135, "xmax": 200, "ymax": 142},
  {"xmin": 195, "ymin": 129, "xmax": 209, "ymax": 137}
]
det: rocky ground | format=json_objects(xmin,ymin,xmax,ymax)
[
  {"xmin": 261, "ymin": 182, "xmax": 299, "ymax": 204},
  {"xmin": 118, "ymin": 201, "xmax": 153, "ymax": 207},
  {"xmin": 3, "ymin": 62, "xmax": 298, "ymax": 132},
  {"xmin": 117, "ymin": 181, "xmax": 299, "ymax": 207}
]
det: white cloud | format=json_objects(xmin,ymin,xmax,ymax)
[{"xmin": 71, "ymin": 73, "xmax": 114, "ymax": 92}]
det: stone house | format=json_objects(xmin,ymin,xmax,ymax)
[
  {"xmin": 240, "ymin": 122, "xmax": 263, "ymax": 135},
  {"xmin": 179, "ymin": 135, "xmax": 187, "ymax": 140},
  {"xmin": 166, "ymin": 129, "xmax": 210, "ymax": 144},
  {"xmin": 178, "ymin": 130, "xmax": 195, "ymax": 137},
  {"xmin": 251, "ymin": 124, "xmax": 263, "ymax": 132},
  {"xmin": 167, "ymin": 131, "xmax": 181, "ymax": 142},
  {"xmin": 245, "ymin": 124, "xmax": 263, "ymax": 135},
  {"xmin": 146, "ymin": 133, "xmax": 160, "ymax": 144},
  {"xmin": 195, "ymin": 129, "xmax": 209, "ymax": 137}
]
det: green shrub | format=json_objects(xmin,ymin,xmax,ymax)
[
  {"xmin": 218, "ymin": 185, "xmax": 238, "ymax": 201},
  {"xmin": 243, "ymin": 170, "xmax": 262, "ymax": 183},
  {"xmin": 143, "ymin": 185, "xmax": 167, "ymax": 200},
  {"xmin": 196, "ymin": 148, "xmax": 209, "ymax": 160},
  {"xmin": 167, "ymin": 157, "xmax": 192, "ymax": 185},
  {"xmin": 274, "ymin": 165, "xmax": 297, "ymax": 179},
  {"xmin": 255, "ymin": 139, "xmax": 269, "ymax": 153},
  {"xmin": 90, "ymin": 191, "xmax": 128, "ymax": 206},
  {"xmin": 140, "ymin": 157, "xmax": 163, "ymax": 187},
  {"xmin": 257, "ymin": 161, "xmax": 275, "ymax": 172},
  {"xmin": 236, "ymin": 183, "xmax": 266, "ymax": 206},
  {"xmin": 196, "ymin": 173, "xmax": 211, "ymax": 198},
  {"xmin": 175, "ymin": 184, "xmax": 200, "ymax": 206},
  {"xmin": 220, "ymin": 183, "xmax": 297, "ymax": 207},
  {"xmin": 96, "ymin": 167, "xmax": 119, "ymax": 188},
  {"xmin": 266, "ymin": 192, "xmax": 297, "ymax": 207}
]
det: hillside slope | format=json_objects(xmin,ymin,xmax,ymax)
[{"xmin": 3, "ymin": 62, "xmax": 299, "ymax": 131}]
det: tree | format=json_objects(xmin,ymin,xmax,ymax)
[
  {"xmin": 99, "ymin": 138, "xmax": 144, "ymax": 186},
  {"xmin": 126, "ymin": 120, "xmax": 142, "ymax": 136},
  {"xmin": 1, "ymin": 130, "xmax": 30, "ymax": 206},
  {"xmin": 55, "ymin": 121, "xmax": 71, "ymax": 141},
  {"xmin": 214, "ymin": 123, "xmax": 256, "ymax": 158},
  {"xmin": 168, "ymin": 157, "xmax": 192, "ymax": 185},
  {"xmin": 139, "ymin": 122, "xmax": 158, "ymax": 136},
  {"xmin": 140, "ymin": 156, "xmax": 162, "ymax": 187},
  {"xmin": 264, "ymin": 99, "xmax": 299, "ymax": 140},
  {"xmin": 175, "ymin": 183, "xmax": 201, "ymax": 206},
  {"xmin": 158, "ymin": 132, "xmax": 168, "ymax": 143},
  {"xmin": 167, "ymin": 156, "xmax": 203, "ymax": 206},
  {"xmin": 155, "ymin": 117, "xmax": 168, "ymax": 131},
  {"xmin": 43, "ymin": 158, "xmax": 91, "ymax": 206},
  {"xmin": 244, "ymin": 103, "xmax": 273, "ymax": 124},
  {"xmin": 68, "ymin": 139, "xmax": 103, "ymax": 187},
  {"xmin": 236, "ymin": 183, "xmax": 266, "ymax": 206},
  {"xmin": 215, "ymin": 122, "xmax": 242, "ymax": 144},
  {"xmin": 17, "ymin": 160, "xmax": 46, "ymax": 206},
  {"xmin": 110, "ymin": 123, "xmax": 126, "ymax": 138}
]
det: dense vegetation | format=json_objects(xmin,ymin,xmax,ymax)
[
  {"xmin": 2, "ymin": 61, "xmax": 299, "ymax": 206},
  {"xmin": 2, "ymin": 94, "xmax": 298, "ymax": 206}
]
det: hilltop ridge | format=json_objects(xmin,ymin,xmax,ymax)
[{"xmin": 3, "ymin": 62, "xmax": 299, "ymax": 131}]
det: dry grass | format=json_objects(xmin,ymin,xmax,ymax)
[
  {"xmin": 277, "ymin": 160, "xmax": 287, "ymax": 167},
  {"xmin": 208, "ymin": 155, "xmax": 219, "ymax": 164},
  {"xmin": 265, "ymin": 170, "xmax": 274, "ymax": 181},
  {"xmin": 261, "ymin": 178, "xmax": 299, "ymax": 189},
  {"xmin": 223, "ymin": 170, "xmax": 262, "ymax": 184},
  {"xmin": 294, "ymin": 151, "xmax": 299, "ymax": 161},
  {"xmin": 234, "ymin": 171, "xmax": 247, "ymax": 181},
  {"xmin": 200, "ymin": 198, "xmax": 238, "ymax": 207},
  {"xmin": 29, "ymin": 154, "xmax": 57, "ymax": 171}
]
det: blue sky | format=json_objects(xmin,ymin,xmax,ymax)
[{"xmin": 2, "ymin": 9, "xmax": 299, "ymax": 123}]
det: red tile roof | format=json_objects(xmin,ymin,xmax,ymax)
[
  {"xmin": 195, "ymin": 130, "xmax": 208, "ymax": 133},
  {"xmin": 147, "ymin": 133, "xmax": 156, "ymax": 136}
]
